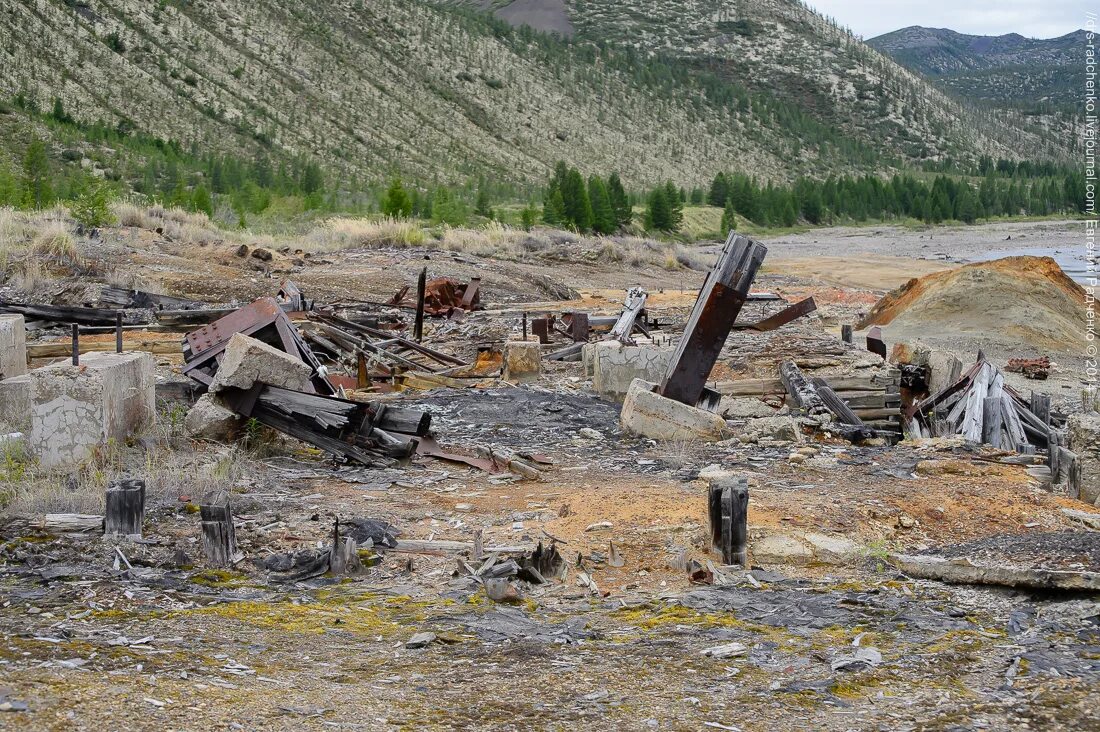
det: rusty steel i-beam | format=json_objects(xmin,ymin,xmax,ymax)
[{"xmin": 657, "ymin": 232, "xmax": 767, "ymax": 408}]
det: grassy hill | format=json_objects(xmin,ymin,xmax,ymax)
[{"xmin": 0, "ymin": 0, "xmax": 1076, "ymax": 202}]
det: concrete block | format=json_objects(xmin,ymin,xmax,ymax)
[
  {"xmin": 1068, "ymin": 412, "xmax": 1100, "ymax": 505},
  {"xmin": 503, "ymin": 340, "xmax": 541, "ymax": 382},
  {"xmin": 719, "ymin": 396, "xmax": 774, "ymax": 419},
  {"xmin": 185, "ymin": 394, "xmax": 242, "ymax": 441},
  {"xmin": 0, "ymin": 314, "xmax": 27, "ymax": 380},
  {"xmin": 586, "ymin": 341, "xmax": 674, "ymax": 402},
  {"xmin": 26, "ymin": 352, "xmax": 155, "ymax": 469},
  {"xmin": 209, "ymin": 333, "xmax": 313, "ymax": 394},
  {"xmin": 620, "ymin": 379, "xmax": 728, "ymax": 442},
  {"xmin": 926, "ymin": 350, "xmax": 963, "ymax": 395},
  {"xmin": 0, "ymin": 375, "xmax": 32, "ymax": 433}
]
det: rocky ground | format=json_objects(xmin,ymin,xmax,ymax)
[{"xmin": 1, "ymin": 215, "xmax": 1098, "ymax": 730}]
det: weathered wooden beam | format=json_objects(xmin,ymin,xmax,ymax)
[
  {"xmin": 200, "ymin": 501, "xmax": 240, "ymax": 567},
  {"xmin": 658, "ymin": 233, "xmax": 766, "ymax": 407},
  {"xmin": 105, "ymin": 479, "xmax": 145, "ymax": 538}
]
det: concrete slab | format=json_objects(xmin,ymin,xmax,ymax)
[
  {"xmin": 503, "ymin": 340, "xmax": 541, "ymax": 382},
  {"xmin": 0, "ymin": 374, "xmax": 32, "ymax": 433},
  {"xmin": 185, "ymin": 394, "xmax": 242, "ymax": 440},
  {"xmin": 620, "ymin": 379, "xmax": 728, "ymax": 442},
  {"xmin": 25, "ymin": 352, "xmax": 155, "ymax": 469},
  {"xmin": 209, "ymin": 333, "xmax": 313, "ymax": 394},
  {"xmin": 0, "ymin": 314, "xmax": 27, "ymax": 380},
  {"xmin": 586, "ymin": 341, "xmax": 673, "ymax": 402},
  {"xmin": 1068, "ymin": 412, "xmax": 1100, "ymax": 505}
]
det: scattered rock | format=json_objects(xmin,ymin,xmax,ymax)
[
  {"xmin": 250, "ymin": 248, "xmax": 274, "ymax": 262},
  {"xmin": 831, "ymin": 646, "xmax": 882, "ymax": 671},
  {"xmin": 405, "ymin": 632, "xmax": 437, "ymax": 649},
  {"xmin": 701, "ymin": 642, "xmax": 748, "ymax": 659},
  {"xmin": 578, "ymin": 427, "xmax": 604, "ymax": 441}
]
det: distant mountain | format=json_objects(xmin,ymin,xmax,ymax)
[{"xmin": 868, "ymin": 26, "xmax": 1082, "ymax": 107}]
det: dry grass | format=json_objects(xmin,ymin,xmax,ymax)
[
  {"xmin": 30, "ymin": 221, "xmax": 80, "ymax": 266},
  {"xmin": 306, "ymin": 217, "xmax": 427, "ymax": 251}
]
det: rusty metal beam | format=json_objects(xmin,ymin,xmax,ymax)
[
  {"xmin": 657, "ymin": 233, "xmax": 767, "ymax": 408},
  {"xmin": 732, "ymin": 296, "xmax": 817, "ymax": 332}
]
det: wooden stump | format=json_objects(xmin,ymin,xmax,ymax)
[
  {"xmin": 105, "ymin": 479, "xmax": 145, "ymax": 538},
  {"xmin": 708, "ymin": 476, "xmax": 748, "ymax": 567},
  {"xmin": 200, "ymin": 500, "xmax": 239, "ymax": 567}
]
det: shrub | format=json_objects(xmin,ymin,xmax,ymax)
[{"xmin": 71, "ymin": 181, "xmax": 116, "ymax": 229}]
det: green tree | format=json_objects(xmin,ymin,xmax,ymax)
[
  {"xmin": 543, "ymin": 188, "xmax": 566, "ymax": 226},
  {"xmin": 607, "ymin": 172, "xmax": 631, "ymax": 229},
  {"xmin": 300, "ymin": 162, "xmax": 324, "ymax": 195},
  {"xmin": 955, "ymin": 185, "xmax": 978, "ymax": 224},
  {"xmin": 707, "ymin": 172, "xmax": 729, "ymax": 207},
  {"xmin": 720, "ymin": 196, "xmax": 737, "ymax": 235},
  {"xmin": 520, "ymin": 204, "xmax": 538, "ymax": 231},
  {"xmin": 191, "ymin": 184, "xmax": 214, "ymax": 218},
  {"xmin": 664, "ymin": 181, "xmax": 684, "ymax": 231},
  {"xmin": 645, "ymin": 187, "xmax": 675, "ymax": 232},
  {"xmin": 561, "ymin": 168, "xmax": 592, "ymax": 231},
  {"xmin": 430, "ymin": 187, "xmax": 466, "ymax": 226},
  {"xmin": 21, "ymin": 138, "xmax": 52, "ymax": 209},
  {"xmin": 474, "ymin": 184, "xmax": 492, "ymax": 218},
  {"xmin": 588, "ymin": 176, "xmax": 616, "ymax": 235},
  {"xmin": 381, "ymin": 178, "xmax": 413, "ymax": 218},
  {"xmin": 70, "ymin": 179, "xmax": 115, "ymax": 229}
]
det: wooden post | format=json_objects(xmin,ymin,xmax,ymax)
[
  {"xmin": 105, "ymin": 479, "xmax": 145, "ymax": 538},
  {"xmin": 115, "ymin": 312, "xmax": 124, "ymax": 354},
  {"xmin": 357, "ymin": 352, "xmax": 368, "ymax": 389},
  {"xmin": 414, "ymin": 267, "xmax": 427, "ymax": 343},
  {"xmin": 981, "ymin": 396, "xmax": 1003, "ymax": 447},
  {"xmin": 841, "ymin": 324, "xmax": 853, "ymax": 344},
  {"xmin": 71, "ymin": 324, "xmax": 79, "ymax": 366},
  {"xmin": 1030, "ymin": 392, "xmax": 1051, "ymax": 428},
  {"xmin": 200, "ymin": 500, "xmax": 238, "ymax": 567},
  {"xmin": 522, "ymin": 312, "xmax": 528, "ymax": 341},
  {"xmin": 708, "ymin": 476, "xmax": 748, "ymax": 567}
]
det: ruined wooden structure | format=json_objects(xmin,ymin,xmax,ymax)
[{"xmin": 658, "ymin": 233, "xmax": 766, "ymax": 410}]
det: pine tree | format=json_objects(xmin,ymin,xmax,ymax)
[
  {"xmin": 955, "ymin": 185, "xmax": 978, "ymax": 223},
  {"xmin": 720, "ymin": 197, "xmax": 737, "ymax": 235},
  {"xmin": 561, "ymin": 168, "xmax": 592, "ymax": 232},
  {"xmin": 191, "ymin": 184, "xmax": 213, "ymax": 218},
  {"xmin": 664, "ymin": 181, "xmax": 684, "ymax": 231},
  {"xmin": 645, "ymin": 187, "xmax": 674, "ymax": 232},
  {"xmin": 520, "ymin": 204, "xmax": 538, "ymax": 231},
  {"xmin": 607, "ymin": 172, "xmax": 631, "ymax": 229},
  {"xmin": 543, "ymin": 187, "xmax": 566, "ymax": 226},
  {"xmin": 707, "ymin": 172, "xmax": 729, "ymax": 207},
  {"xmin": 381, "ymin": 178, "xmax": 413, "ymax": 218},
  {"xmin": 21, "ymin": 138, "xmax": 52, "ymax": 209},
  {"xmin": 474, "ymin": 184, "xmax": 492, "ymax": 218},
  {"xmin": 588, "ymin": 176, "xmax": 616, "ymax": 235}
]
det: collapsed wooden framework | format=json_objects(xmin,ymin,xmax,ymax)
[{"xmin": 906, "ymin": 356, "xmax": 1058, "ymax": 452}]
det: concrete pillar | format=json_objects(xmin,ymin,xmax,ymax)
[
  {"xmin": 1068, "ymin": 412, "xmax": 1100, "ymax": 505},
  {"xmin": 0, "ymin": 314, "xmax": 27, "ymax": 380},
  {"xmin": 587, "ymin": 341, "xmax": 674, "ymax": 402},
  {"xmin": 503, "ymin": 341, "xmax": 541, "ymax": 382},
  {"xmin": 25, "ymin": 352, "xmax": 155, "ymax": 469}
]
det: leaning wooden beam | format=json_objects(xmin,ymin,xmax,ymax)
[
  {"xmin": 608, "ymin": 287, "xmax": 648, "ymax": 344},
  {"xmin": 658, "ymin": 233, "xmax": 766, "ymax": 407}
]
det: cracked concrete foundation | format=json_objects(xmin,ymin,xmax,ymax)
[
  {"xmin": 0, "ymin": 314, "xmax": 27, "ymax": 381},
  {"xmin": 585, "ymin": 341, "xmax": 674, "ymax": 402},
  {"xmin": 620, "ymin": 378, "xmax": 728, "ymax": 442},
  {"xmin": 0, "ymin": 352, "xmax": 156, "ymax": 469}
]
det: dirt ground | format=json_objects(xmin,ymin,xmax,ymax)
[{"xmin": 2, "ymin": 218, "xmax": 1099, "ymax": 731}]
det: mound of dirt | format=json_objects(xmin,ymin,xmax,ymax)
[{"xmin": 857, "ymin": 256, "xmax": 1087, "ymax": 352}]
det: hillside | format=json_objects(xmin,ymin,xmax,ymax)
[
  {"xmin": 868, "ymin": 26, "xmax": 1081, "ymax": 107},
  {"xmin": 0, "ymin": 0, "xmax": 1076, "ymax": 195}
]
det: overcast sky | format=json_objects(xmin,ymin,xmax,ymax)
[{"xmin": 806, "ymin": 0, "xmax": 1085, "ymax": 40}]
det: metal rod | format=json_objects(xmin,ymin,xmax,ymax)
[
  {"xmin": 71, "ymin": 324, "xmax": 79, "ymax": 366},
  {"xmin": 414, "ymin": 267, "xmax": 426, "ymax": 343},
  {"xmin": 115, "ymin": 312, "xmax": 124, "ymax": 353}
]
